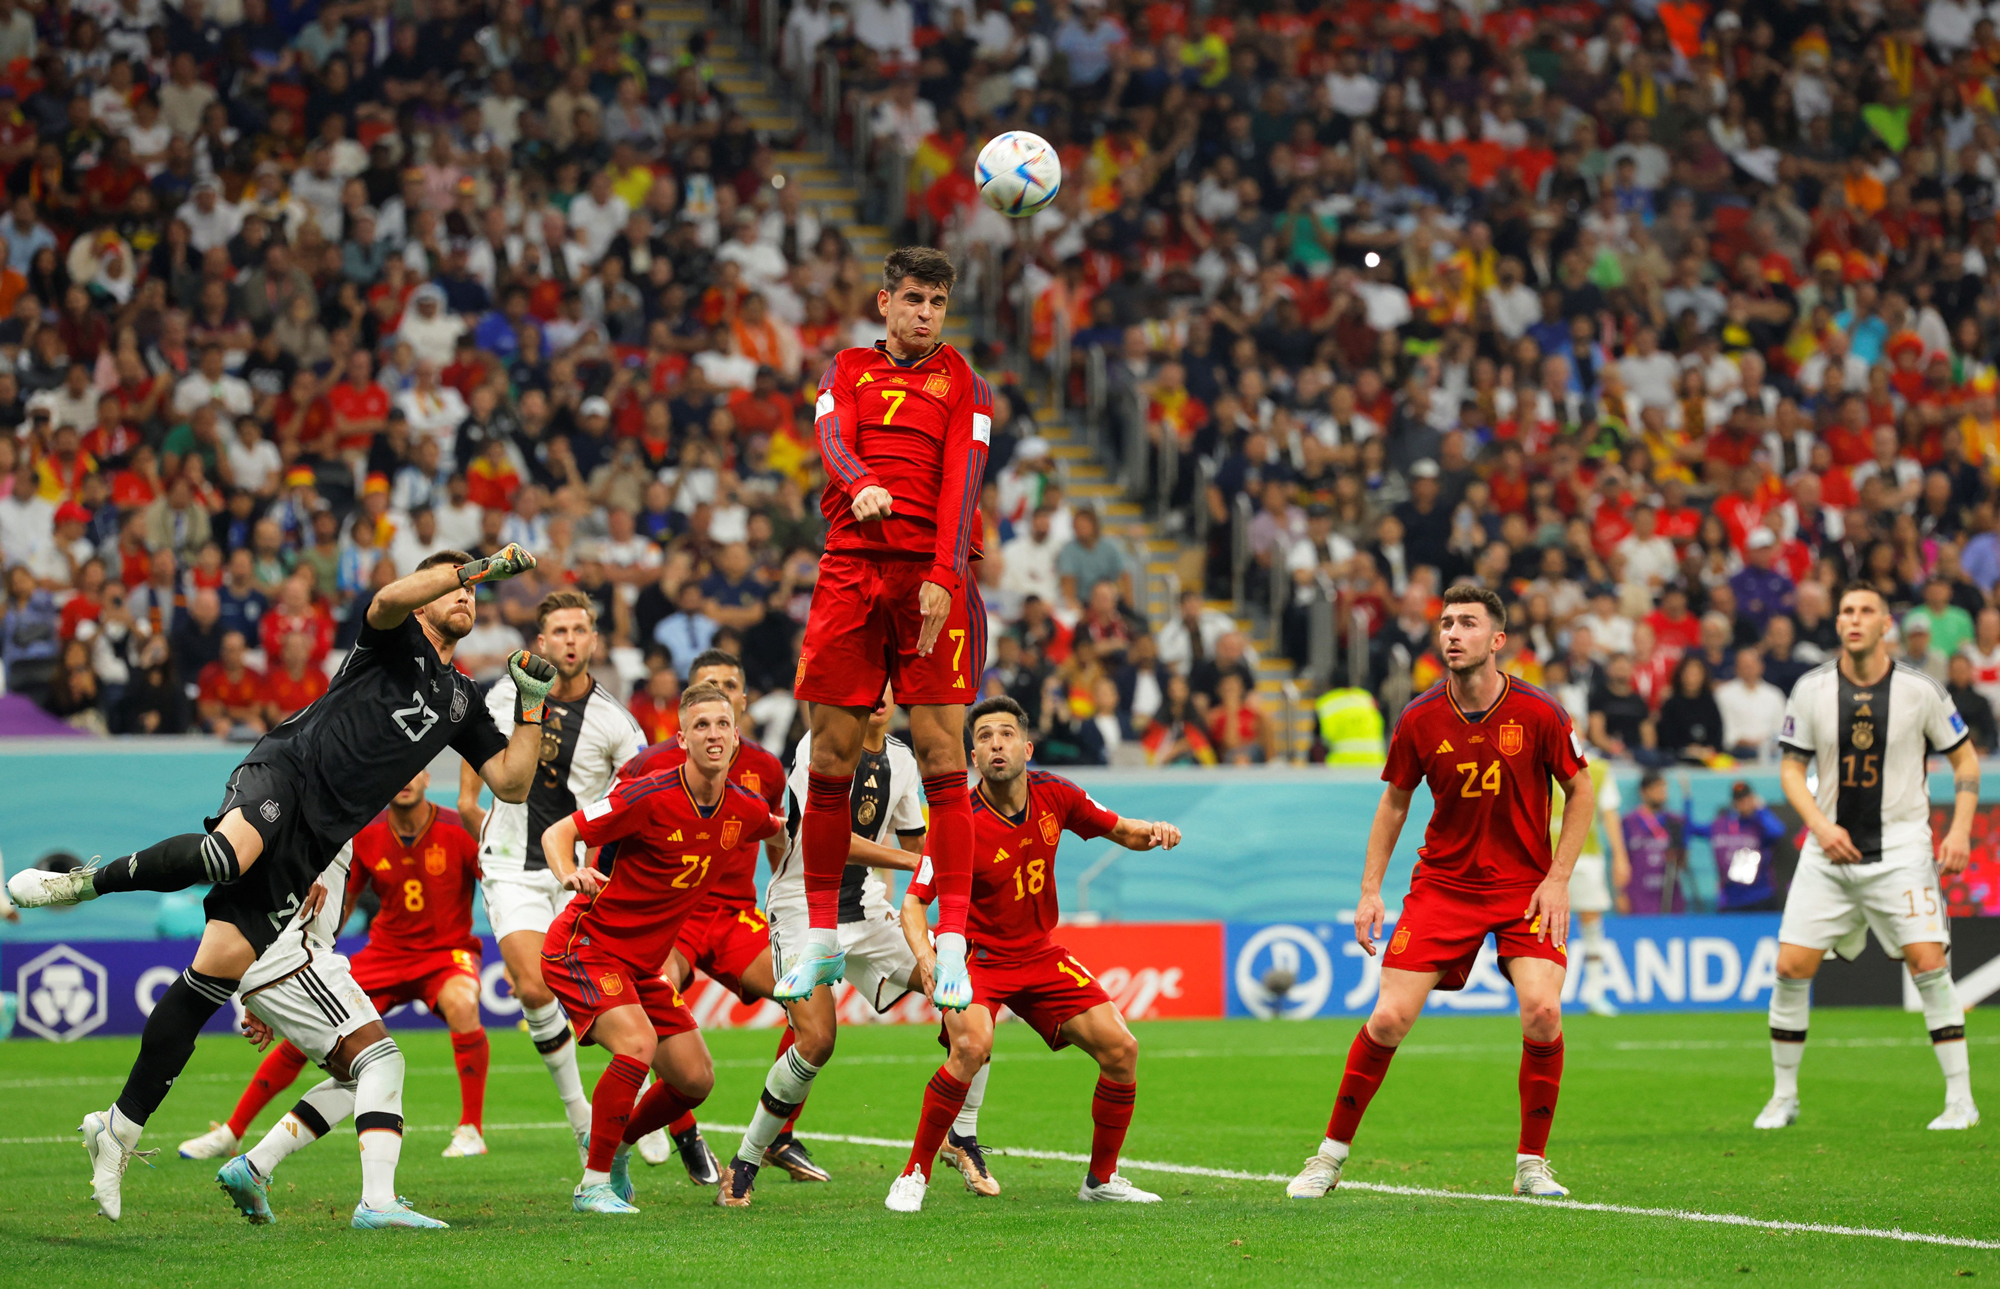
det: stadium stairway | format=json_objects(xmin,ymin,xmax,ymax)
[{"xmin": 647, "ymin": 2, "xmax": 1310, "ymax": 759}]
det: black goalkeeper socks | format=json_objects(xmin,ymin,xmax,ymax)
[
  {"xmin": 92, "ymin": 832, "xmax": 239, "ymax": 895},
  {"xmin": 113, "ymin": 969, "xmax": 239, "ymax": 1125}
]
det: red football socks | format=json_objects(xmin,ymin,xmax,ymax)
[
  {"xmin": 627, "ymin": 1082, "xmax": 703, "ymax": 1145},
  {"xmin": 228, "ymin": 1040, "xmax": 309, "ymax": 1139},
  {"xmin": 1088, "ymin": 1077, "xmax": 1137, "ymax": 1181},
  {"xmin": 904, "ymin": 1067, "xmax": 971, "ymax": 1180},
  {"xmin": 1518, "ymin": 1036, "xmax": 1564, "ymax": 1156},
  {"xmin": 801, "ymin": 771, "xmax": 853, "ymax": 930},
  {"xmin": 1326, "ymin": 1027, "xmax": 1398, "ymax": 1145},
  {"xmin": 451, "ymin": 1030, "xmax": 489, "ymax": 1129},
  {"xmin": 922, "ymin": 773, "xmax": 973, "ymax": 937},
  {"xmin": 587, "ymin": 1054, "xmax": 649, "ymax": 1171}
]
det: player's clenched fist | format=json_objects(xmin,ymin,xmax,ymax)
[
  {"xmin": 508, "ymin": 650, "xmax": 559, "ymax": 724},
  {"xmin": 851, "ymin": 484, "xmax": 895, "ymax": 523},
  {"xmin": 457, "ymin": 543, "xmax": 537, "ymax": 587}
]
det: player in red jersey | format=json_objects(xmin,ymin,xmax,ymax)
[
  {"xmin": 611, "ymin": 648, "xmax": 807, "ymax": 1184},
  {"xmin": 778, "ymin": 245, "xmax": 994, "ymax": 1014},
  {"xmin": 889, "ymin": 696, "xmax": 1183, "ymax": 1212},
  {"xmin": 537, "ymin": 680, "xmax": 783, "ymax": 1215},
  {"xmin": 175, "ymin": 772, "xmax": 489, "ymax": 1161},
  {"xmin": 1286, "ymin": 585, "xmax": 1596, "ymax": 1202}
]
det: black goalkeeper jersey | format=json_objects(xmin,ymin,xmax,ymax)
[{"xmin": 240, "ymin": 611, "xmax": 509, "ymax": 846}]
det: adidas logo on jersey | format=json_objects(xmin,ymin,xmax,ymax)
[
  {"xmin": 1436, "ymin": 738, "xmax": 1455, "ymax": 754},
  {"xmin": 667, "ymin": 830, "xmax": 683, "ymax": 842}
]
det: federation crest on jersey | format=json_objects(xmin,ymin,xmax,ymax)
[
  {"xmin": 424, "ymin": 844, "xmax": 447, "ymax": 876},
  {"xmin": 600, "ymin": 972, "xmax": 624, "ymax": 996},
  {"xmin": 924, "ymin": 373, "xmax": 951, "ymax": 396},
  {"xmin": 1497, "ymin": 722, "xmax": 1525, "ymax": 756},
  {"xmin": 450, "ymin": 687, "xmax": 468, "ymax": 723},
  {"xmin": 1851, "ymin": 720, "xmax": 1874, "ymax": 749},
  {"xmin": 721, "ymin": 819, "xmax": 742, "ymax": 849},
  {"xmin": 740, "ymin": 771, "xmax": 761, "ymax": 794},
  {"xmin": 260, "ymin": 799, "xmax": 281, "ymax": 823},
  {"xmin": 1388, "ymin": 922, "xmax": 1413, "ymax": 955},
  {"xmin": 1038, "ymin": 812, "xmax": 1059, "ymax": 846}
]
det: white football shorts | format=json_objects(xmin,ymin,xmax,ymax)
[
  {"xmin": 767, "ymin": 905, "xmax": 917, "ymax": 1014},
  {"xmin": 1568, "ymin": 852, "xmax": 1613, "ymax": 915},
  {"xmin": 240, "ymin": 950, "xmax": 380, "ymax": 1066},
  {"xmin": 481, "ymin": 870, "xmax": 573, "ymax": 943},
  {"xmin": 1779, "ymin": 841, "xmax": 1950, "ymax": 961}
]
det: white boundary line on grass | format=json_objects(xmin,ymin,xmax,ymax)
[{"xmin": 2, "ymin": 1116, "xmax": 1995, "ymax": 1250}]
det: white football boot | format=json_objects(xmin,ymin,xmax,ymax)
[
  {"xmin": 884, "ymin": 1169, "xmax": 928, "ymax": 1212},
  {"xmin": 177, "ymin": 1121, "xmax": 240, "ymax": 1160},
  {"xmin": 1753, "ymin": 1095, "xmax": 1800, "ymax": 1129},
  {"xmin": 1078, "ymin": 1172, "xmax": 1160, "ymax": 1202},
  {"xmin": 1285, "ymin": 1149, "xmax": 1344, "ymax": 1198},
  {"xmin": 80, "ymin": 1110, "xmax": 155, "ymax": 1221},
  {"xmin": 1513, "ymin": 1155, "xmax": 1568, "ymax": 1198},
  {"xmin": 441, "ymin": 1124, "xmax": 487, "ymax": 1157},
  {"xmin": 1929, "ymin": 1101, "xmax": 1981, "ymax": 1130},
  {"xmin": 9, "ymin": 865, "xmax": 100, "ymax": 908}
]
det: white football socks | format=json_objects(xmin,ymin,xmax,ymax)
[
  {"xmin": 247, "ymin": 1078, "xmax": 355, "ymax": 1178},
  {"xmin": 350, "ymin": 1038, "xmax": 405, "ymax": 1210},
  {"xmin": 108, "ymin": 1104, "xmax": 144, "ymax": 1150},
  {"xmin": 805, "ymin": 926, "xmax": 840, "ymax": 955},
  {"xmin": 1769, "ymin": 976, "xmax": 1811, "ymax": 1099},
  {"xmin": 1319, "ymin": 1137, "xmax": 1350, "ymax": 1162},
  {"xmin": 739, "ymin": 1045, "xmax": 822, "ymax": 1166},
  {"xmin": 1913, "ymin": 967, "xmax": 1973, "ymax": 1104},
  {"xmin": 952, "ymin": 1061, "xmax": 990, "ymax": 1137},
  {"xmin": 524, "ymin": 1001, "xmax": 593, "ymax": 1136}
]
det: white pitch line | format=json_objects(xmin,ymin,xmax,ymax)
[{"xmin": 3, "ymin": 1116, "xmax": 1994, "ymax": 1250}]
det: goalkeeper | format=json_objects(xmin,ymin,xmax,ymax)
[{"xmin": 8, "ymin": 547, "xmax": 553, "ymax": 1225}]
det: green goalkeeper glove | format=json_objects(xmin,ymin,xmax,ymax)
[
  {"xmin": 457, "ymin": 543, "xmax": 536, "ymax": 588},
  {"xmin": 508, "ymin": 650, "xmax": 558, "ymax": 724}
]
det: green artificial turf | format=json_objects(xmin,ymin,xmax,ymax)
[{"xmin": 0, "ymin": 1010, "xmax": 1993, "ymax": 1286}]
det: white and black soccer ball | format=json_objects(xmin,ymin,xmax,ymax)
[{"xmin": 976, "ymin": 130, "xmax": 1062, "ymax": 218}]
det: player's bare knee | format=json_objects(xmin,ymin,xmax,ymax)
[
  {"xmin": 1100, "ymin": 1032, "xmax": 1139, "ymax": 1080},
  {"xmin": 1520, "ymin": 999, "xmax": 1562, "ymax": 1041},
  {"xmin": 1904, "ymin": 943, "xmax": 1948, "ymax": 974},
  {"xmin": 913, "ymin": 739, "xmax": 966, "ymax": 778},
  {"xmin": 791, "ymin": 1012, "xmax": 836, "ymax": 1064}
]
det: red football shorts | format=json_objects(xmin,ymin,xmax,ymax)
[
  {"xmin": 349, "ymin": 946, "xmax": 480, "ymax": 1013},
  {"xmin": 796, "ymin": 553, "xmax": 985, "ymax": 707},
  {"xmin": 541, "ymin": 945, "xmax": 697, "ymax": 1043},
  {"xmin": 940, "ymin": 940, "xmax": 1112, "ymax": 1051},
  {"xmin": 676, "ymin": 903, "xmax": 769, "ymax": 1002},
  {"xmin": 1382, "ymin": 878, "xmax": 1568, "ymax": 991}
]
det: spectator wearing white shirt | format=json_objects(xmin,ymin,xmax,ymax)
[
  {"xmin": 395, "ymin": 286, "xmax": 468, "ymax": 368},
  {"xmin": 1484, "ymin": 257, "xmax": 1541, "ymax": 340},
  {"xmin": 173, "ymin": 344, "xmax": 253, "ymax": 420},
  {"xmin": 390, "ymin": 437, "xmax": 451, "ymax": 516},
  {"xmin": 225, "ymin": 419, "xmax": 282, "ymax": 496},
  {"xmin": 713, "ymin": 210, "xmax": 790, "ymax": 292},
  {"xmin": 999, "ymin": 505, "xmax": 1064, "ymax": 610},
  {"xmin": 851, "ymin": 0, "xmax": 916, "ymax": 62},
  {"xmin": 1615, "ymin": 503, "xmax": 1679, "ymax": 590},
  {"xmin": 870, "ymin": 75, "xmax": 938, "ymax": 160},
  {"xmin": 566, "ymin": 170, "xmax": 630, "ymax": 264},
  {"xmin": 1616, "ymin": 326, "xmax": 1680, "ymax": 407},
  {"xmin": 1323, "ymin": 48, "xmax": 1380, "ymax": 119},
  {"xmin": 394, "ymin": 361, "xmax": 469, "ymax": 457},
  {"xmin": 1849, "ymin": 425, "xmax": 1924, "ymax": 511},
  {"xmin": 1714, "ymin": 646, "xmax": 1787, "ymax": 756},
  {"xmin": 782, "ymin": 0, "xmax": 835, "ymax": 78},
  {"xmin": 175, "ymin": 179, "xmax": 243, "ymax": 254},
  {"xmin": 1573, "ymin": 587, "xmax": 1637, "ymax": 659},
  {"xmin": 385, "ymin": 506, "xmax": 448, "ymax": 579}
]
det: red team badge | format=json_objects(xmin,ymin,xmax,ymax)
[
  {"xmin": 600, "ymin": 973, "xmax": 624, "ymax": 997},
  {"xmin": 740, "ymin": 772, "xmax": 760, "ymax": 795},
  {"xmin": 721, "ymin": 820, "xmax": 742, "ymax": 850},
  {"xmin": 924, "ymin": 374, "xmax": 951, "ymax": 396},
  {"xmin": 1039, "ymin": 813, "xmax": 1060, "ymax": 846},
  {"xmin": 424, "ymin": 844, "xmax": 447, "ymax": 876},
  {"xmin": 1389, "ymin": 923, "xmax": 1412, "ymax": 954},
  {"xmin": 1497, "ymin": 723, "xmax": 1524, "ymax": 756}
]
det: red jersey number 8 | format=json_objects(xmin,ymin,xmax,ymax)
[{"xmin": 402, "ymin": 879, "xmax": 425, "ymax": 913}]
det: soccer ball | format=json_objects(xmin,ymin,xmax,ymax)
[{"xmin": 976, "ymin": 131, "xmax": 1062, "ymax": 218}]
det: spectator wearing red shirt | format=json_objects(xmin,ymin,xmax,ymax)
[
  {"xmin": 196, "ymin": 630, "xmax": 267, "ymax": 736},
  {"xmin": 58, "ymin": 555, "xmax": 108, "ymax": 639},
  {"xmin": 262, "ymin": 630, "xmax": 329, "ymax": 724},
  {"xmin": 325, "ymin": 349, "xmax": 390, "ymax": 455},
  {"xmin": 1645, "ymin": 586, "xmax": 1702, "ymax": 655},
  {"xmin": 258, "ymin": 573, "xmax": 333, "ymax": 665}
]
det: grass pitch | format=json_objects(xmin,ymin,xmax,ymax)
[{"xmin": 1, "ymin": 1010, "xmax": 1994, "ymax": 1286}]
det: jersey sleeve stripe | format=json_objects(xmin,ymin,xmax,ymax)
[{"xmin": 968, "ymin": 576, "xmax": 989, "ymax": 689}]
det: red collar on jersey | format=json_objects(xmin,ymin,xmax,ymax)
[
  {"xmin": 390, "ymin": 801, "xmax": 439, "ymax": 850},
  {"xmin": 874, "ymin": 338, "xmax": 944, "ymax": 369},
  {"xmin": 1445, "ymin": 672, "xmax": 1511, "ymax": 724}
]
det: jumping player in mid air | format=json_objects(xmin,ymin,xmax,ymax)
[
  {"xmin": 537, "ymin": 681, "xmax": 783, "ymax": 1215},
  {"xmin": 8, "ymin": 546, "xmax": 548, "ymax": 1223},
  {"xmin": 615, "ymin": 648, "xmax": 788, "ymax": 1185},
  {"xmin": 459, "ymin": 589, "xmax": 644, "ymax": 1164},
  {"xmin": 778, "ymin": 246, "xmax": 994, "ymax": 1014},
  {"xmin": 1762, "ymin": 584, "xmax": 1980, "ymax": 1131},
  {"xmin": 889, "ymin": 696, "xmax": 1182, "ymax": 1213},
  {"xmin": 180, "ymin": 772, "xmax": 489, "ymax": 1162},
  {"xmin": 1287, "ymin": 585, "xmax": 1596, "ymax": 1202}
]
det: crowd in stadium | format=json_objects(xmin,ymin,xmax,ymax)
[{"xmin": 4, "ymin": 0, "xmax": 2000, "ymax": 769}]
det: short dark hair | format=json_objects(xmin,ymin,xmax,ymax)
[
  {"xmin": 416, "ymin": 549, "xmax": 475, "ymax": 572},
  {"xmin": 1837, "ymin": 582, "xmax": 1889, "ymax": 611},
  {"xmin": 536, "ymin": 588, "xmax": 596, "ymax": 630},
  {"xmin": 969, "ymin": 695, "xmax": 1029, "ymax": 730},
  {"xmin": 882, "ymin": 246, "xmax": 956, "ymax": 295},
  {"xmin": 1441, "ymin": 583, "xmax": 1507, "ymax": 630},
  {"xmin": 687, "ymin": 647, "xmax": 745, "ymax": 684}
]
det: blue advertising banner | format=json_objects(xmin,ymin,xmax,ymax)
[
  {"xmin": 2, "ymin": 936, "xmax": 523, "ymax": 1042},
  {"xmin": 1225, "ymin": 915, "xmax": 1785, "ymax": 1019}
]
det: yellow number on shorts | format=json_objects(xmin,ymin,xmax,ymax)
[
  {"xmin": 881, "ymin": 389, "xmax": 908, "ymax": 424},
  {"xmin": 402, "ymin": 879, "xmax": 424, "ymax": 913},
  {"xmin": 1904, "ymin": 887, "xmax": 1939, "ymax": 918},
  {"xmin": 671, "ymin": 853, "xmax": 711, "ymax": 889},
  {"xmin": 1057, "ymin": 957, "xmax": 1092, "ymax": 987},
  {"xmin": 950, "ymin": 629, "xmax": 966, "ymax": 669},
  {"xmin": 1456, "ymin": 761, "xmax": 1502, "ymax": 798}
]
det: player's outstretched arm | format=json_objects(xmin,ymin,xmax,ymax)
[
  {"xmin": 1107, "ymin": 817, "xmax": 1182, "ymax": 851},
  {"xmin": 850, "ymin": 832, "xmax": 924, "ymax": 872},
  {"xmin": 365, "ymin": 544, "xmax": 537, "ymax": 630},
  {"xmin": 456, "ymin": 761, "xmax": 489, "ymax": 838},
  {"xmin": 477, "ymin": 651, "xmax": 558, "ymax": 803},
  {"xmin": 1355, "ymin": 785, "xmax": 1414, "ymax": 956},
  {"xmin": 899, "ymin": 890, "xmax": 936, "ymax": 996},
  {"xmin": 1779, "ymin": 748, "xmax": 1863, "ymax": 863},
  {"xmin": 540, "ymin": 816, "xmax": 607, "ymax": 895},
  {"xmin": 1941, "ymin": 740, "xmax": 1980, "ymax": 874}
]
